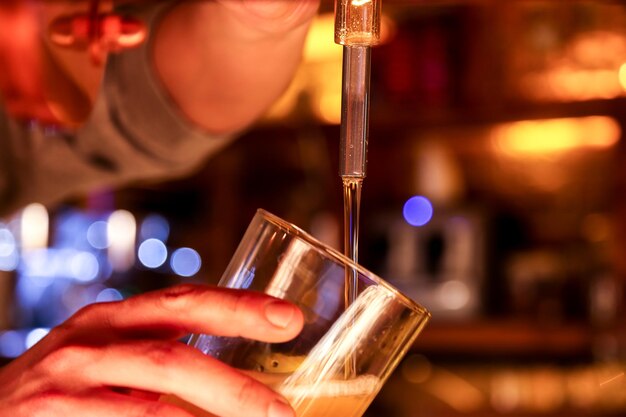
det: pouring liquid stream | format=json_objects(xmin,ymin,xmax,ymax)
[
  {"xmin": 343, "ymin": 176, "xmax": 362, "ymax": 379},
  {"xmin": 336, "ymin": 0, "xmax": 380, "ymax": 385},
  {"xmin": 343, "ymin": 177, "xmax": 362, "ymax": 304}
]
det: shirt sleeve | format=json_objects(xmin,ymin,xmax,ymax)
[{"xmin": 0, "ymin": 3, "xmax": 233, "ymax": 219}]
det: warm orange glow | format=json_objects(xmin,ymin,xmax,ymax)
[
  {"xmin": 304, "ymin": 12, "xmax": 395, "ymax": 61},
  {"xmin": 304, "ymin": 14, "xmax": 343, "ymax": 62},
  {"xmin": 519, "ymin": 31, "xmax": 626, "ymax": 102},
  {"xmin": 521, "ymin": 69, "xmax": 625, "ymax": 102},
  {"xmin": 619, "ymin": 63, "xmax": 626, "ymax": 91},
  {"xmin": 315, "ymin": 89, "xmax": 343, "ymax": 124},
  {"xmin": 265, "ymin": 13, "xmax": 395, "ymax": 124},
  {"xmin": 491, "ymin": 116, "xmax": 620, "ymax": 157},
  {"xmin": 425, "ymin": 367, "xmax": 485, "ymax": 412}
]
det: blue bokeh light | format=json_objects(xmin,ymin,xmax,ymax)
[
  {"xmin": 96, "ymin": 288, "xmax": 124, "ymax": 303},
  {"xmin": 0, "ymin": 228, "xmax": 18, "ymax": 271},
  {"xmin": 0, "ymin": 251, "xmax": 18, "ymax": 272},
  {"xmin": 25, "ymin": 328, "xmax": 49, "ymax": 350},
  {"xmin": 86, "ymin": 221, "xmax": 109, "ymax": 249},
  {"xmin": 403, "ymin": 196, "xmax": 434, "ymax": 227},
  {"xmin": 140, "ymin": 214, "xmax": 170, "ymax": 243},
  {"xmin": 138, "ymin": 238, "xmax": 168, "ymax": 268},
  {"xmin": 55, "ymin": 211, "xmax": 91, "ymax": 248},
  {"xmin": 0, "ymin": 331, "xmax": 25, "ymax": 358},
  {"xmin": 171, "ymin": 248, "xmax": 202, "ymax": 277},
  {"xmin": 69, "ymin": 252, "xmax": 100, "ymax": 282},
  {"xmin": 0, "ymin": 228, "xmax": 16, "ymax": 257},
  {"xmin": 19, "ymin": 249, "xmax": 56, "ymax": 286}
]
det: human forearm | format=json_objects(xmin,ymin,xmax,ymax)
[{"xmin": 152, "ymin": 0, "xmax": 320, "ymax": 135}]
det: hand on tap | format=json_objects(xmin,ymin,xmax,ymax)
[{"xmin": 0, "ymin": 0, "xmax": 320, "ymax": 132}]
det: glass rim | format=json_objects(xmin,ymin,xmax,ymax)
[{"xmin": 256, "ymin": 208, "xmax": 431, "ymax": 318}]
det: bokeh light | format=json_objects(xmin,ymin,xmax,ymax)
[
  {"xmin": 0, "ymin": 331, "xmax": 24, "ymax": 358},
  {"xmin": 107, "ymin": 210, "xmax": 136, "ymax": 272},
  {"xmin": 20, "ymin": 203, "xmax": 49, "ymax": 250},
  {"xmin": 403, "ymin": 196, "xmax": 434, "ymax": 227},
  {"xmin": 171, "ymin": 247, "xmax": 202, "ymax": 277},
  {"xmin": 140, "ymin": 214, "xmax": 170, "ymax": 242},
  {"xmin": 87, "ymin": 220, "xmax": 109, "ymax": 249},
  {"xmin": 69, "ymin": 251, "xmax": 100, "ymax": 282},
  {"xmin": 491, "ymin": 116, "xmax": 620, "ymax": 157},
  {"xmin": 25, "ymin": 328, "xmax": 49, "ymax": 350},
  {"xmin": 0, "ymin": 227, "xmax": 18, "ymax": 271},
  {"xmin": 96, "ymin": 288, "xmax": 124, "ymax": 303},
  {"xmin": 138, "ymin": 238, "xmax": 167, "ymax": 268},
  {"xmin": 437, "ymin": 280, "xmax": 471, "ymax": 310}
]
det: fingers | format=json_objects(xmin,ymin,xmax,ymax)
[
  {"xmin": 45, "ymin": 340, "xmax": 293, "ymax": 417},
  {"xmin": 12, "ymin": 285, "xmax": 303, "ymax": 417},
  {"xmin": 20, "ymin": 388, "xmax": 195, "ymax": 417},
  {"xmin": 62, "ymin": 284, "xmax": 304, "ymax": 344},
  {"xmin": 49, "ymin": 13, "xmax": 147, "ymax": 51},
  {"xmin": 0, "ymin": 2, "xmax": 58, "ymax": 123}
]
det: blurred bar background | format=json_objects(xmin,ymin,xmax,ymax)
[{"xmin": 1, "ymin": 0, "xmax": 626, "ymax": 415}]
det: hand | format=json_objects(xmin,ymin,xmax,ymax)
[
  {"xmin": 0, "ymin": 0, "xmax": 144, "ymax": 128},
  {"xmin": 153, "ymin": 0, "xmax": 321, "ymax": 134},
  {"xmin": 215, "ymin": 0, "xmax": 321, "ymax": 35},
  {"xmin": 0, "ymin": 284, "xmax": 304, "ymax": 417},
  {"xmin": 0, "ymin": 0, "xmax": 62, "ymax": 125}
]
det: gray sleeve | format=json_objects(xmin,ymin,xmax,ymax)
[{"xmin": 0, "ymin": 4, "xmax": 232, "ymax": 218}]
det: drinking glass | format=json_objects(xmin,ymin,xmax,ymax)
[{"xmin": 171, "ymin": 209, "xmax": 430, "ymax": 417}]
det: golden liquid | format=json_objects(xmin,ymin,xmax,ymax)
[{"xmin": 161, "ymin": 372, "xmax": 380, "ymax": 417}]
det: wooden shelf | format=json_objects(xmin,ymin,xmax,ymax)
[{"xmin": 412, "ymin": 320, "xmax": 594, "ymax": 358}]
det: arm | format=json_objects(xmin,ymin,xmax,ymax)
[
  {"xmin": 152, "ymin": 0, "xmax": 320, "ymax": 135},
  {"xmin": 0, "ymin": 1, "xmax": 320, "ymax": 217}
]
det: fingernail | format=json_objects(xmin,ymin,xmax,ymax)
[
  {"xmin": 264, "ymin": 300, "xmax": 295, "ymax": 328},
  {"xmin": 268, "ymin": 398, "xmax": 295, "ymax": 417}
]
